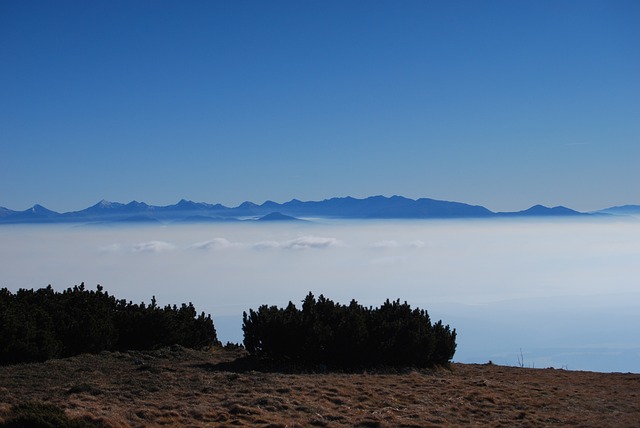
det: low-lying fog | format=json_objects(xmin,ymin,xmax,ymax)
[{"xmin": 2, "ymin": 218, "xmax": 639, "ymax": 373}]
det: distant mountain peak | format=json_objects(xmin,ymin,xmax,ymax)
[
  {"xmin": 257, "ymin": 212, "xmax": 301, "ymax": 222},
  {"xmin": 95, "ymin": 199, "xmax": 118, "ymax": 208},
  {"xmin": 389, "ymin": 195, "xmax": 411, "ymax": 201},
  {"xmin": 169, "ymin": 199, "xmax": 217, "ymax": 210},
  {"xmin": 126, "ymin": 200, "xmax": 149, "ymax": 209},
  {"xmin": 525, "ymin": 205, "xmax": 577, "ymax": 214},
  {"xmin": 497, "ymin": 204, "xmax": 584, "ymax": 217},
  {"xmin": 237, "ymin": 201, "xmax": 259, "ymax": 209},
  {"xmin": 31, "ymin": 204, "xmax": 58, "ymax": 215},
  {"xmin": 596, "ymin": 204, "xmax": 640, "ymax": 216},
  {"xmin": 175, "ymin": 199, "xmax": 198, "ymax": 207}
]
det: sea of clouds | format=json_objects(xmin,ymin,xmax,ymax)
[{"xmin": 1, "ymin": 217, "xmax": 638, "ymax": 372}]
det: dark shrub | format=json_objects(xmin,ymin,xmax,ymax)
[
  {"xmin": 242, "ymin": 292, "xmax": 456, "ymax": 369},
  {"xmin": 0, "ymin": 284, "xmax": 219, "ymax": 365}
]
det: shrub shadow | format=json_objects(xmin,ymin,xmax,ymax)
[{"xmin": 193, "ymin": 354, "xmax": 436, "ymax": 375}]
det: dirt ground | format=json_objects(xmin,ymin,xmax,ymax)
[{"xmin": 1, "ymin": 346, "xmax": 638, "ymax": 427}]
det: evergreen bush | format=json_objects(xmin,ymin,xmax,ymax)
[
  {"xmin": 0, "ymin": 284, "xmax": 219, "ymax": 365},
  {"xmin": 242, "ymin": 292, "xmax": 456, "ymax": 369}
]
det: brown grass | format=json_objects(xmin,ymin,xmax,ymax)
[{"xmin": 1, "ymin": 346, "xmax": 638, "ymax": 427}]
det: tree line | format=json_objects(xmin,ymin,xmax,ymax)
[{"xmin": 1, "ymin": 285, "xmax": 456, "ymax": 369}]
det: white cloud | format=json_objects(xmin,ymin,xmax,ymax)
[
  {"xmin": 132, "ymin": 241, "xmax": 175, "ymax": 253},
  {"xmin": 190, "ymin": 238, "xmax": 236, "ymax": 250},
  {"xmin": 251, "ymin": 240, "xmax": 281, "ymax": 250},
  {"xmin": 188, "ymin": 235, "xmax": 340, "ymax": 251},
  {"xmin": 281, "ymin": 236, "xmax": 339, "ymax": 250}
]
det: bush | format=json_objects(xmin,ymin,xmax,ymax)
[
  {"xmin": 0, "ymin": 284, "xmax": 219, "ymax": 365},
  {"xmin": 242, "ymin": 293, "xmax": 456, "ymax": 369}
]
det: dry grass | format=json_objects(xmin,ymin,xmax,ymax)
[{"xmin": 1, "ymin": 346, "xmax": 638, "ymax": 427}]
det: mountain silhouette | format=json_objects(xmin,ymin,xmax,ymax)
[
  {"xmin": 257, "ymin": 212, "xmax": 302, "ymax": 222},
  {"xmin": 0, "ymin": 196, "xmax": 597, "ymax": 224},
  {"xmin": 496, "ymin": 204, "xmax": 586, "ymax": 217},
  {"xmin": 595, "ymin": 205, "xmax": 640, "ymax": 217}
]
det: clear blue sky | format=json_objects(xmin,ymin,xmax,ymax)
[{"xmin": 1, "ymin": 0, "xmax": 638, "ymax": 212}]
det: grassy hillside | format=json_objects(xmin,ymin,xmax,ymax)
[{"xmin": 1, "ymin": 346, "xmax": 638, "ymax": 427}]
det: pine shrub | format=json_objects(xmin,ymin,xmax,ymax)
[
  {"xmin": 242, "ymin": 292, "xmax": 456, "ymax": 369},
  {"xmin": 0, "ymin": 284, "xmax": 219, "ymax": 365}
]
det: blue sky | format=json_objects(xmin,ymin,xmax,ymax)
[{"xmin": 1, "ymin": 0, "xmax": 638, "ymax": 212}]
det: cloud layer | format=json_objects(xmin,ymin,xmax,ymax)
[{"xmin": 1, "ymin": 218, "xmax": 639, "ymax": 372}]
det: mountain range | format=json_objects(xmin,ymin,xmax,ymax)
[{"xmin": 0, "ymin": 196, "xmax": 637, "ymax": 224}]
